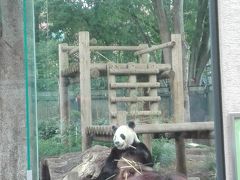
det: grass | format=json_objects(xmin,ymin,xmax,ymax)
[
  {"xmin": 152, "ymin": 138, "xmax": 176, "ymax": 169},
  {"xmin": 39, "ymin": 134, "xmax": 81, "ymax": 160}
]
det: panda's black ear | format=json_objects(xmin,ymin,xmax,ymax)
[
  {"xmin": 128, "ymin": 121, "xmax": 135, "ymax": 129},
  {"xmin": 112, "ymin": 125, "xmax": 117, "ymax": 132}
]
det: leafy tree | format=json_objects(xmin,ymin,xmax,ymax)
[
  {"xmin": 36, "ymin": 40, "xmax": 59, "ymax": 91},
  {"xmin": 34, "ymin": 0, "xmax": 211, "ymax": 126}
]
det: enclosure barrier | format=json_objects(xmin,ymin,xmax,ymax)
[{"xmin": 58, "ymin": 31, "xmax": 214, "ymax": 175}]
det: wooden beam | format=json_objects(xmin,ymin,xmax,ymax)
[
  {"xmin": 110, "ymin": 96, "xmax": 161, "ymax": 103},
  {"xmin": 134, "ymin": 41, "xmax": 175, "ymax": 56},
  {"xmin": 64, "ymin": 43, "xmax": 175, "ymax": 55},
  {"xmin": 149, "ymin": 63, "xmax": 159, "ymax": 115},
  {"xmin": 110, "ymin": 110, "xmax": 162, "ymax": 118},
  {"xmin": 110, "ymin": 82, "xmax": 160, "ymax": 88},
  {"xmin": 86, "ymin": 121, "xmax": 214, "ymax": 135},
  {"xmin": 138, "ymin": 44, "xmax": 153, "ymax": 152},
  {"xmin": 108, "ymin": 63, "xmax": 117, "ymax": 124},
  {"xmin": 61, "ymin": 45, "xmax": 75, "ymax": 52},
  {"xmin": 116, "ymin": 111, "xmax": 127, "ymax": 126},
  {"xmin": 91, "ymin": 46, "xmax": 143, "ymax": 51},
  {"xmin": 128, "ymin": 63, "xmax": 138, "ymax": 114},
  {"xmin": 79, "ymin": 32, "xmax": 92, "ymax": 151},
  {"xmin": 61, "ymin": 63, "xmax": 171, "ymax": 77},
  {"xmin": 65, "ymin": 45, "xmax": 144, "ymax": 55},
  {"xmin": 172, "ymin": 34, "xmax": 184, "ymax": 123},
  {"xmin": 171, "ymin": 34, "xmax": 186, "ymax": 174},
  {"xmin": 129, "ymin": 111, "xmax": 161, "ymax": 117},
  {"xmin": 59, "ymin": 43, "xmax": 70, "ymax": 145},
  {"xmin": 135, "ymin": 122, "xmax": 214, "ymax": 133},
  {"xmin": 109, "ymin": 67, "xmax": 159, "ymax": 75},
  {"xmin": 90, "ymin": 131, "xmax": 213, "ymax": 140}
]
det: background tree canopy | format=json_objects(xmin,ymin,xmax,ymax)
[{"xmin": 34, "ymin": 0, "xmax": 210, "ymax": 91}]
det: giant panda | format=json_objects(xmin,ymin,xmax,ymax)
[{"xmin": 96, "ymin": 121, "xmax": 153, "ymax": 180}]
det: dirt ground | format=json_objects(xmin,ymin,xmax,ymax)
[{"xmin": 159, "ymin": 141, "xmax": 216, "ymax": 180}]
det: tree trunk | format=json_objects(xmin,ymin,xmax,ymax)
[
  {"xmin": 151, "ymin": 0, "xmax": 171, "ymax": 64},
  {"xmin": 188, "ymin": 0, "xmax": 209, "ymax": 86},
  {"xmin": 0, "ymin": 1, "xmax": 26, "ymax": 179}
]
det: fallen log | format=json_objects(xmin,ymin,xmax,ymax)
[{"xmin": 41, "ymin": 145, "xmax": 110, "ymax": 180}]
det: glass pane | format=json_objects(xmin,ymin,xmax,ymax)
[
  {"xmin": 235, "ymin": 118, "xmax": 240, "ymax": 179},
  {"xmin": 30, "ymin": 0, "xmax": 220, "ymax": 179}
]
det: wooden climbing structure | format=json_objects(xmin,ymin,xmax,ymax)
[{"xmin": 58, "ymin": 31, "xmax": 214, "ymax": 175}]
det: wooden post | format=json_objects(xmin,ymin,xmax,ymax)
[
  {"xmin": 128, "ymin": 63, "xmax": 138, "ymax": 116},
  {"xmin": 148, "ymin": 63, "xmax": 160, "ymax": 120},
  {"xmin": 117, "ymin": 111, "xmax": 127, "ymax": 125},
  {"xmin": 171, "ymin": 34, "xmax": 186, "ymax": 174},
  {"xmin": 79, "ymin": 32, "xmax": 92, "ymax": 151},
  {"xmin": 108, "ymin": 63, "xmax": 117, "ymax": 124},
  {"xmin": 59, "ymin": 43, "xmax": 69, "ymax": 144},
  {"xmin": 138, "ymin": 44, "xmax": 153, "ymax": 152}
]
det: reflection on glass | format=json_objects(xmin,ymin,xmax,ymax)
[{"xmin": 31, "ymin": 1, "xmax": 217, "ymax": 179}]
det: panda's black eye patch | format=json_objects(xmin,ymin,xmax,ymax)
[{"xmin": 120, "ymin": 134, "xmax": 126, "ymax": 140}]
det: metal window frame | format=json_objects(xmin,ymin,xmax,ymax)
[{"xmin": 209, "ymin": 0, "xmax": 226, "ymax": 179}]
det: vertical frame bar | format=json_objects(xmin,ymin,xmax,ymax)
[
  {"xmin": 229, "ymin": 113, "xmax": 240, "ymax": 180},
  {"xmin": 209, "ymin": 0, "xmax": 225, "ymax": 179}
]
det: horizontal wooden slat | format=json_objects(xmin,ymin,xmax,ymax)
[
  {"xmin": 109, "ymin": 68, "xmax": 159, "ymax": 75},
  {"xmin": 134, "ymin": 41, "xmax": 175, "ymax": 56},
  {"xmin": 110, "ymin": 96, "xmax": 161, "ymax": 103},
  {"xmin": 61, "ymin": 63, "xmax": 171, "ymax": 77},
  {"xmin": 62, "ymin": 45, "xmax": 144, "ymax": 55},
  {"xmin": 87, "ymin": 126, "xmax": 113, "ymax": 135},
  {"xmin": 90, "ymin": 46, "xmax": 142, "ymax": 51},
  {"xmin": 91, "ymin": 131, "xmax": 213, "ymax": 140},
  {"xmin": 62, "ymin": 42, "xmax": 175, "ymax": 56},
  {"xmin": 135, "ymin": 121, "xmax": 214, "ymax": 134},
  {"xmin": 129, "ymin": 111, "xmax": 162, "ymax": 116},
  {"xmin": 86, "ymin": 121, "xmax": 214, "ymax": 135},
  {"xmin": 110, "ymin": 111, "xmax": 162, "ymax": 117},
  {"xmin": 110, "ymin": 82, "xmax": 160, "ymax": 89}
]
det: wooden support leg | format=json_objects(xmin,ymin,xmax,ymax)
[
  {"xmin": 79, "ymin": 31, "xmax": 92, "ymax": 151},
  {"xmin": 143, "ymin": 134, "xmax": 153, "ymax": 153},
  {"xmin": 85, "ymin": 132, "xmax": 92, "ymax": 150},
  {"xmin": 59, "ymin": 43, "xmax": 70, "ymax": 145},
  {"xmin": 175, "ymin": 135, "xmax": 187, "ymax": 175}
]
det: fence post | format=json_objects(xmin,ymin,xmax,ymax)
[
  {"xmin": 171, "ymin": 34, "xmax": 186, "ymax": 174},
  {"xmin": 79, "ymin": 31, "xmax": 92, "ymax": 151},
  {"xmin": 59, "ymin": 43, "xmax": 70, "ymax": 145},
  {"xmin": 138, "ymin": 44, "xmax": 153, "ymax": 152}
]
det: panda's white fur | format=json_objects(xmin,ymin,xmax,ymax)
[
  {"xmin": 97, "ymin": 121, "xmax": 153, "ymax": 180},
  {"xmin": 113, "ymin": 124, "xmax": 140, "ymax": 150}
]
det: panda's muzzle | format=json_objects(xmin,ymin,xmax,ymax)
[{"xmin": 114, "ymin": 141, "xmax": 120, "ymax": 146}]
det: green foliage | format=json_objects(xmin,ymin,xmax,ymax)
[
  {"xmin": 34, "ymin": 0, "xmax": 206, "ymax": 91},
  {"xmin": 183, "ymin": 0, "xmax": 199, "ymax": 44},
  {"xmin": 202, "ymin": 148, "xmax": 216, "ymax": 172},
  {"xmin": 38, "ymin": 119, "xmax": 59, "ymax": 140},
  {"xmin": 36, "ymin": 40, "xmax": 59, "ymax": 91},
  {"xmin": 152, "ymin": 138, "xmax": 176, "ymax": 168},
  {"xmin": 39, "ymin": 134, "xmax": 81, "ymax": 159}
]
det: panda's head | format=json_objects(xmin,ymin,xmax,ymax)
[{"xmin": 112, "ymin": 121, "xmax": 140, "ymax": 150}]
